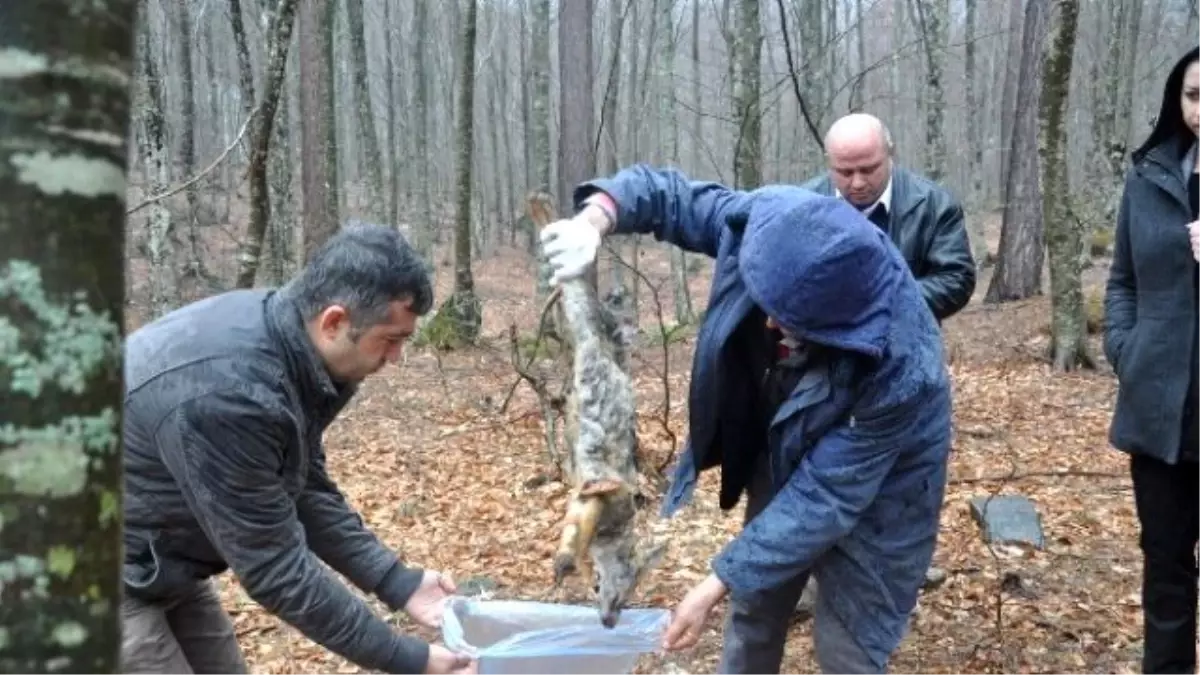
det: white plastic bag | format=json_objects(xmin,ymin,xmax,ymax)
[{"xmin": 441, "ymin": 596, "xmax": 669, "ymax": 674}]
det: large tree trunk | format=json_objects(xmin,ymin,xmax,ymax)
[
  {"xmin": 985, "ymin": 0, "xmax": 1049, "ymax": 304},
  {"xmin": 0, "ymin": 2, "xmax": 136, "ymax": 670},
  {"xmin": 234, "ymin": 0, "xmax": 299, "ymax": 288},
  {"xmin": 1041, "ymin": 0, "xmax": 1092, "ymax": 371}
]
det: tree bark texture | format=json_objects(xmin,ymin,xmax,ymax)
[
  {"xmin": 557, "ymin": 0, "xmax": 598, "ymax": 289},
  {"xmin": 299, "ymin": 0, "xmax": 339, "ymax": 262},
  {"xmin": 732, "ymin": 0, "xmax": 762, "ymax": 189},
  {"xmin": 446, "ymin": 0, "xmax": 483, "ymax": 342},
  {"xmin": 986, "ymin": 0, "xmax": 1049, "ymax": 303},
  {"xmin": 1040, "ymin": 0, "xmax": 1093, "ymax": 370},
  {"xmin": 0, "ymin": 2, "xmax": 136, "ymax": 670},
  {"xmin": 235, "ymin": 0, "xmax": 298, "ymax": 289}
]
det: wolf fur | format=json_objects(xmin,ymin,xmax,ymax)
[{"xmin": 527, "ymin": 192, "xmax": 664, "ymax": 628}]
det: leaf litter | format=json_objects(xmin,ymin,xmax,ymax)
[{"xmin": 211, "ymin": 243, "xmax": 1146, "ymax": 674}]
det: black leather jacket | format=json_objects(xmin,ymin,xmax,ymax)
[{"xmin": 802, "ymin": 166, "xmax": 977, "ymax": 321}]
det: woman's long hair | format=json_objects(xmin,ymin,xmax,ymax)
[{"xmin": 1131, "ymin": 46, "xmax": 1199, "ymax": 164}]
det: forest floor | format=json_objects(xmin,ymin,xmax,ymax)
[{"xmin": 129, "ymin": 203, "xmax": 1148, "ymax": 674}]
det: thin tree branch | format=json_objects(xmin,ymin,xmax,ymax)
[
  {"xmin": 126, "ymin": 103, "xmax": 261, "ymax": 216},
  {"xmin": 771, "ymin": 0, "xmax": 824, "ymax": 151}
]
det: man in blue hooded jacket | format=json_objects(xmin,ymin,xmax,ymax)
[{"xmin": 540, "ymin": 165, "xmax": 953, "ymax": 674}]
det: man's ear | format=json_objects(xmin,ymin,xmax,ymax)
[{"xmin": 316, "ymin": 304, "xmax": 350, "ymax": 339}]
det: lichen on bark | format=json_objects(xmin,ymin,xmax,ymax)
[{"xmin": 0, "ymin": 1, "xmax": 138, "ymax": 671}]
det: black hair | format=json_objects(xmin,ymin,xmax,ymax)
[
  {"xmin": 1131, "ymin": 46, "xmax": 1199, "ymax": 164},
  {"xmin": 282, "ymin": 220, "xmax": 434, "ymax": 331}
]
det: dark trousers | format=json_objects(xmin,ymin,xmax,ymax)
[
  {"xmin": 120, "ymin": 580, "xmax": 248, "ymax": 674},
  {"xmin": 718, "ymin": 454, "xmax": 882, "ymax": 674},
  {"xmin": 1131, "ymin": 454, "xmax": 1199, "ymax": 674}
]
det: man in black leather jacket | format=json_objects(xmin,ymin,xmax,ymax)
[
  {"xmin": 801, "ymin": 113, "xmax": 977, "ymax": 323},
  {"xmin": 121, "ymin": 223, "xmax": 475, "ymax": 674}
]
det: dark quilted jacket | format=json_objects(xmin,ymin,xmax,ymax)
[{"xmin": 123, "ymin": 288, "xmax": 429, "ymax": 673}]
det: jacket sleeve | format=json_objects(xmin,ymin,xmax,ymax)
[
  {"xmin": 710, "ymin": 402, "xmax": 911, "ymax": 596},
  {"xmin": 1103, "ymin": 182, "xmax": 1136, "ymax": 370},
  {"xmin": 157, "ymin": 389, "xmax": 429, "ymax": 674},
  {"xmin": 918, "ymin": 197, "xmax": 977, "ymax": 320},
  {"xmin": 296, "ymin": 449, "xmax": 425, "ymax": 612},
  {"xmin": 571, "ymin": 164, "xmax": 753, "ymax": 258}
]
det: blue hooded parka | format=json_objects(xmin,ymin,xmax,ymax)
[{"xmin": 573, "ymin": 165, "xmax": 954, "ymax": 666}]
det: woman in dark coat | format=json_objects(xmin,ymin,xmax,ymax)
[{"xmin": 1104, "ymin": 45, "xmax": 1199, "ymax": 674}]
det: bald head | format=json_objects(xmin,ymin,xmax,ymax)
[{"xmin": 823, "ymin": 113, "xmax": 893, "ymax": 208}]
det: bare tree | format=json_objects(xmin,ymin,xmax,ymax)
[
  {"xmin": 557, "ymin": 0, "xmax": 598, "ymax": 225},
  {"xmin": 299, "ymin": 0, "xmax": 339, "ymax": 261},
  {"xmin": 345, "ymin": 0, "xmax": 384, "ymax": 218},
  {"xmin": 234, "ymin": 0, "xmax": 299, "ymax": 288},
  {"xmin": 135, "ymin": 3, "xmax": 179, "ymax": 316},
  {"xmin": 0, "ymin": 1, "xmax": 136, "ymax": 669},
  {"xmin": 732, "ymin": 0, "xmax": 763, "ymax": 188},
  {"xmin": 986, "ymin": 0, "xmax": 1050, "ymax": 303},
  {"xmin": 1041, "ymin": 0, "xmax": 1093, "ymax": 370},
  {"xmin": 443, "ymin": 0, "xmax": 483, "ymax": 343}
]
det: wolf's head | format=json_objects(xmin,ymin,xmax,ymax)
[{"xmin": 591, "ymin": 535, "xmax": 666, "ymax": 628}]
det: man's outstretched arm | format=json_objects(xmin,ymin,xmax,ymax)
[
  {"xmin": 571, "ymin": 164, "xmax": 754, "ymax": 259},
  {"xmin": 157, "ymin": 389, "xmax": 430, "ymax": 674},
  {"xmin": 296, "ymin": 450, "xmax": 426, "ymax": 613}
]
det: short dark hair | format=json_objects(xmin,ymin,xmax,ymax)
[{"xmin": 282, "ymin": 221, "xmax": 434, "ymax": 331}]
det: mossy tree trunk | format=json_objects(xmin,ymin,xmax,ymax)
[
  {"xmin": 0, "ymin": 1, "xmax": 136, "ymax": 670},
  {"xmin": 1040, "ymin": 0, "xmax": 1093, "ymax": 371},
  {"xmin": 445, "ymin": 0, "xmax": 482, "ymax": 344}
]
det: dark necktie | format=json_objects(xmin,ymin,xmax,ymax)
[{"xmin": 865, "ymin": 203, "xmax": 889, "ymax": 231}]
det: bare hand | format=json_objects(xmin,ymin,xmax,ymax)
[
  {"xmin": 424, "ymin": 644, "xmax": 476, "ymax": 674},
  {"xmin": 662, "ymin": 574, "xmax": 727, "ymax": 652},
  {"xmin": 405, "ymin": 570, "xmax": 457, "ymax": 630},
  {"xmin": 1188, "ymin": 221, "xmax": 1200, "ymax": 262}
]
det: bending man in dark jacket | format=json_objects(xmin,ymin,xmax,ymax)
[
  {"xmin": 801, "ymin": 113, "xmax": 976, "ymax": 322},
  {"xmin": 121, "ymin": 223, "xmax": 474, "ymax": 674},
  {"xmin": 540, "ymin": 166, "xmax": 953, "ymax": 673}
]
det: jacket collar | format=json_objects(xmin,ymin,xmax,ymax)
[
  {"xmin": 265, "ymin": 290, "xmax": 355, "ymax": 420},
  {"xmin": 1139, "ymin": 135, "xmax": 1194, "ymax": 212},
  {"xmin": 811, "ymin": 164, "xmax": 925, "ymax": 220}
]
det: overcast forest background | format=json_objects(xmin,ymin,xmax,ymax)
[{"xmin": 6, "ymin": 0, "xmax": 1200, "ymax": 672}]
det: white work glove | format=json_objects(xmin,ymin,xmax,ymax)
[
  {"xmin": 539, "ymin": 216, "xmax": 602, "ymax": 285},
  {"xmin": 1188, "ymin": 220, "xmax": 1200, "ymax": 263}
]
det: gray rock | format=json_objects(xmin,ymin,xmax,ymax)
[{"xmin": 969, "ymin": 495, "xmax": 1045, "ymax": 550}]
